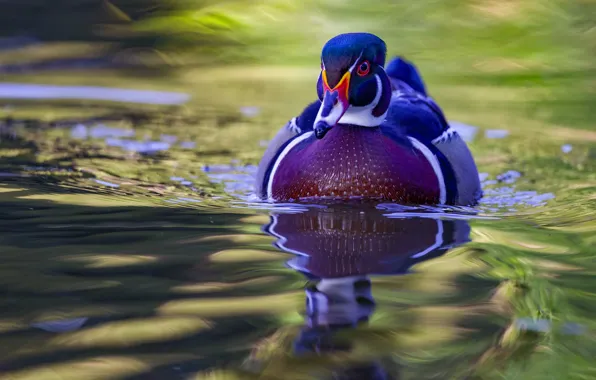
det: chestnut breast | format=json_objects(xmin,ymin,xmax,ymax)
[{"xmin": 270, "ymin": 126, "xmax": 441, "ymax": 203}]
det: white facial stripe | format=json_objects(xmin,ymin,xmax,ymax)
[
  {"xmin": 339, "ymin": 74, "xmax": 387, "ymax": 127},
  {"xmin": 266, "ymin": 131, "xmax": 314, "ymax": 200},
  {"xmin": 407, "ymin": 136, "xmax": 447, "ymax": 204},
  {"xmin": 348, "ymin": 50, "xmax": 365, "ymax": 74},
  {"xmin": 314, "ymin": 94, "xmax": 347, "ymax": 127}
]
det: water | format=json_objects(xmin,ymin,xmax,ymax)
[{"xmin": 0, "ymin": 72, "xmax": 595, "ymax": 380}]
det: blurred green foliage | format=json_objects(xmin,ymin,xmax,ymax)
[
  {"xmin": 2, "ymin": 0, "xmax": 594, "ymax": 129},
  {"xmin": 1, "ymin": 0, "xmax": 594, "ymax": 68}
]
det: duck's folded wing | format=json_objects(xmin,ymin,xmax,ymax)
[
  {"xmin": 432, "ymin": 130, "xmax": 483, "ymax": 206},
  {"xmin": 384, "ymin": 98, "xmax": 482, "ymax": 205},
  {"xmin": 254, "ymin": 100, "xmax": 321, "ymax": 198},
  {"xmin": 385, "ymin": 96, "xmax": 446, "ymax": 141},
  {"xmin": 255, "ymin": 119, "xmax": 300, "ymax": 197},
  {"xmin": 385, "ymin": 56, "xmax": 428, "ymax": 96}
]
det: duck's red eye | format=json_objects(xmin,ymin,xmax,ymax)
[{"xmin": 357, "ymin": 60, "xmax": 370, "ymax": 76}]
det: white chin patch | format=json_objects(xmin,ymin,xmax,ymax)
[
  {"xmin": 339, "ymin": 74, "xmax": 387, "ymax": 127},
  {"xmin": 315, "ymin": 101, "xmax": 347, "ymax": 128}
]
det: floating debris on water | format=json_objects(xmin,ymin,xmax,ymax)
[
  {"xmin": 31, "ymin": 317, "xmax": 89, "ymax": 333},
  {"xmin": 70, "ymin": 124, "xmax": 88, "ymax": 139},
  {"xmin": 516, "ymin": 318, "xmax": 550, "ymax": 332},
  {"xmin": 21, "ymin": 165, "xmax": 74, "ymax": 173},
  {"xmin": 160, "ymin": 134, "xmax": 178, "ymax": 144},
  {"xmin": 476, "ymin": 171, "xmax": 556, "ymax": 212},
  {"xmin": 207, "ymin": 173, "xmax": 252, "ymax": 184},
  {"xmin": 496, "ymin": 170, "xmax": 522, "ymax": 184},
  {"xmin": 202, "ymin": 163, "xmax": 257, "ymax": 174},
  {"xmin": 90, "ymin": 124, "xmax": 135, "ymax": 139},
  {"xmin": 0, "ymin": 36, "xmax": 40, "ymax": 51},
  {"xmin": 244, "ymin": 165, "xmax": 258, "ymax": 174},
  {"xmin": 560, "ymin": 322, "xmax": 586, "ymax": 335},
  {"xmin": 165, "ymin": 199, "xmax": 184, "ymax": 204},
  {"xmin": 377, "ymin": 202, "xmax": 494, "ymax": 220},
  {"xmin": 105, "ymin": 138, "xmax": 170, "ymax": 153},
  {"xmin": 180, "ymin": 141, "xmax": 196, "ymax": 149},
  {"xmin": 449, "ymin": 121, "xmax": 478, "ymax": 142},
  {"xmin": 515, "ymin": 318, "xmax": 585, "ymax": 336},
  {"xmin": 169, "ymin": 177, "xmax": 194, "ymax": 186},
  {"xmin": 0, "ymin": 172, "xmax": 29, "ymax": 177},
  {"xmin": 240, "ymin": 106, "xmax": 261, "ymax": 118},
  {"xmin": 203, "ymin": 164, "xmax": 233, "ymax": 173},
  {"xmin": 177, "ymin": 197, "xmax": 202, "ymax": 203},
  {"xmin": 170, "ymin": 177, "xmax": 193, "ymax": 186},
  {"xmin": 561, "ymin": 144, "xmax": 573, "ymax": 154},
  {"xmin": 0, "ymin": 83, "xmax": 190, "ymax": 105},
  {"xmin": 71, "ymin": 123, "xmax": 136, "ymax": 140},
  {"xmin": 481, "ymin": 188, "xmax": 555, "ymax": 209},
  {"xmin": 200, "ymin": 163, "xmax": 257, "ymax": 198},
  {"xmin": 94, "ymin": 179, "xmax": 120, "ymax": 188},
  {"xmin": 485, "ymin": 129, "xmax": 509, "ymax": 139}
]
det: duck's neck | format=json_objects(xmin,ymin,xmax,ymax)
[
  {"xmin": 338, "ymin": 106, "xmax": 386, "ymax": 127},
  {"xmin": 338, "ymin": 74, "xmax": 388, "ymax": 127}
]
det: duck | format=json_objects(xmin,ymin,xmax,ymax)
[{"xmin": 255, "ymin": 32, "xmax": 482, "ymax": 205}]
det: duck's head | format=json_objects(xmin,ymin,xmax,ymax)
[{"xmin": 314, "ymin": 33, "xmax": 392, "ymax": 139}]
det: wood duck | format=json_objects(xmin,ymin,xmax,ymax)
[{"xmin": 256, "ymin": 32, "xmax": 482, "ymax": 205}]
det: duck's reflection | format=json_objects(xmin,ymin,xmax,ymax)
[{"xmin": 263, "ymin": 204, "xmax": 471, "ymax": 378}]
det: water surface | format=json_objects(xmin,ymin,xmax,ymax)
[{"xmin": 0, "ymin": 69, "xmax": 595, "ymax": 380}]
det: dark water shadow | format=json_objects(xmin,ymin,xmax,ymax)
[{"xmin": 0, "ymin": 178, "xmax": 296, "ymax": 376}]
